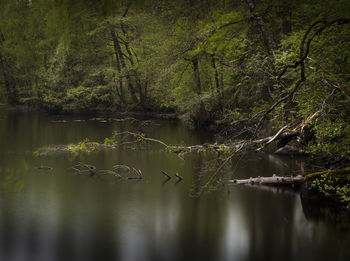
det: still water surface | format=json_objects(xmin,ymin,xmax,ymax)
[{"xmin": 0, "ymin": 106, "xmax": 349, "ymax": 261}]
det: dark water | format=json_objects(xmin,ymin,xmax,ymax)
[{"xmin": 0, "ymin": 106, "xmax": 349, "ymax": 261}]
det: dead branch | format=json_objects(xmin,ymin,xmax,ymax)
[
  {"xmin": 126, "ymin": 166, "xmax": 143, "ymax": 180},
  {"xmin": 132, "ymin": 167, "xmax": 142, "ymax": 176},
  {"xmin": 265, "ymin": 125, "xmax": 288, "ymax": 146},
  {"xmin": 112, "ymin": 164, "xmax": 131, "ymax": 173},
  {"xmin": 175, "ymin": 172, "xmax": 183, "ymax": 181},
  {"xmin": 161, "ymin": 170, "xmax": 171, "ymax": 179},
  {"xmin": 115, "ymin": 131, "xmax": 169, "ymax": 147},
  {"xmin": 75, "ymin": 162, "xmax": 97, "ymax": 176},
  {"xmin": 97, "ymin": 170, "xmax": 122, "ymax": 178},
  {"xmin": 322, "ymin": 78, "xmax": 350, "ymax": 100}
]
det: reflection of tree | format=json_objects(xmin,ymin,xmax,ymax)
[
  {"xmin": 0, "ymin": 166, "xmax": 24, "ymax": 193},
  {"xmin": 301, "ymin": 197, "xmax": 350, "ymax": 231},
  {"xmin": 238, "ymin": 188, "xmax": 297, "ymax": 260},
  {"xmin": 189, "ymin": 154, "xmax": 204, "ymax": 198},
  {"xmin": 189, "ymin": 152, "xmax": 232, "ymax": 196}
]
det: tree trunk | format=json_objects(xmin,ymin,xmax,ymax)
[
  {"xmin": 0, "ymin": 29, "xmax": 17, "ymax": 104},
  {"xmin": 211, "ymin": 54, "xmax": 221, "ymax": 97},
  {"xmin": 191, "ymin": 56, "xmax": 206, "ymax": 124},
  {"xmin": 110, "ymin": 27, "xmax": 138, "ymax": 104},
  {"xmin": 192, "ymin": 57, "xmax": 201, "ymax": 95},
  {"xmin": 245, "ymin": 0, "xmax": 276, "ymax": 59},
  {"xmin": 120, "ymin": 9, "xmax": 145, "ymax": 107},
  {"xmin": 230, "ymin": 175, "xmax": 304, "ymax": 186},
  {"xmin": 280, "ymin": 0, "xmax": 292, "ymax": 35},
  {"xmin": 110, "ymin": 29, "xmax": 125, "ymax": 105},
  {"xmin": 136, "ymin": 78, "xmax": 145, "ymax": 106},
  {"xmin": 120, "ymin": 37, "xmax": 144, "ymax": 107}
]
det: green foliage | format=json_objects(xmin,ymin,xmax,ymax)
[
  {"xmin": 66, "ymin": 138, "xmax": 102, "ymax": 155},
  {"xmin": 1, "ymin": 0, "xmax": 350, "ymax": 159},
  {"xmin": 308, "ymin": 169, "xmax": 350, "ymax": 206}
]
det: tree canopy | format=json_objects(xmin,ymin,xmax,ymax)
[{"xmin": 0, "ymin": 0, "xmax": 350, "ymax": 158}]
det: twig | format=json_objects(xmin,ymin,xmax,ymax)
[
  {"xmin": 161, "ymin": 170, "xmax": 171, "ymax": 179},
  {"xmin": 97, "ymin": 170, "xmax": 122, "ymax": 178},
  {"xmin": 112, "ymin": 164, "xmax": 131, "ymax": 172},
  {"xmin": 75, "ymin": 162, "xmax": 97, "ymax": 176},
  {"xmin": 175, "ymin": 172, "xmax": 183, "ymax": 181},
  {"xmin": 115, "ymin": 131, "xmax": 169, "ymax": 147},
  {"xmin": 132, "ymin": 167, "xmax": 142, "ymax": 176}
]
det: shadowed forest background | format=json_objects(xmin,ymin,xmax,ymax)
[{"xmin": 1, "ymin": 0, "xmax": 350, "ymax": 159}]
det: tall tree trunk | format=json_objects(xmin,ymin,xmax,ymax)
[
  {"xmin": 119, "ymin": 36, "xmax": 144, "ymax": 106},
  {"xmin": 220, "ymin": 63, "xmax": 224, "ymax": 98},
  {"xmin": 211, "ymin": 54, "xmax": 221, "ymax": 97},
  {"xmin": 192, "ymin": 57, "xmax": 202, "ymax": 95},
  {"xmin": 192, "ymin": 56, "xmax": 206, "ymax": 124},
  {"xmin": 120, "ymin": 18, "xmax": 145, "ymax": 107},
  {"xmin": 279, "ymin": 0, "xmax": 292, "ymax": 35},
  {"xmin": 110, "ymin": 27, "xmax": 138, "ymax": 104},
  {"xmin": 135, "ymin": 76, "xmax": 144, "ymax": 106},
  {"xmin": 245, "ymin": 0, "xmax": 276, "ymax": 59},
  {"xmin": 110, "ymin": 29, "xmax": 125, "ymax": 105}
]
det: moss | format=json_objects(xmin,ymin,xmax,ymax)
[{"xmin": 305, "ymin": 167, "xmax": 350, "ymax": 180}]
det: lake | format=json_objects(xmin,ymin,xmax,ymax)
[{"xmin": 0, "ymin": 106, "xmax": 349, "ymax": 261}]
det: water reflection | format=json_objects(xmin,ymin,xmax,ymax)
[
  {"xmin": 0, "ymin": 108, "xmax": 349, "ymax": 261},
  {"xmin": 220, "ymin": 202, "xmax": 248, "ymax": 261}
]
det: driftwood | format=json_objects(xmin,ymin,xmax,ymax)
[{"xmin": 230, "ymin": 174, "xmax": 304, "ymax": 186}]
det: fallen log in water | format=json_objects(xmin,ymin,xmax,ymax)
[
  {"xmin": 35, "ymin": 124, "xmax": 302, "ymax": 157},
  {"xmin": 229, "ymin": 174, "xmax": 304, "ymax": 186}
]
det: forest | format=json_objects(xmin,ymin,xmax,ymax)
[
  {"xmin": 0, "ymin": 0, "xmax": 350, "ymax": 160},
  {"xmin": 1, "ymin": 2, "xmax": 350, "ymax": 257}
]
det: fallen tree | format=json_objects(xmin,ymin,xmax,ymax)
[
  {"xmin": 35, "ymin": 124, "xmax": 304, "ymax": 157},
  {"xmin": 230, "ymin": 174, "xmax": 304, "ymax": 186}
]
